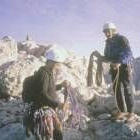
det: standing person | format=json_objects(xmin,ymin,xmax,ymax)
[
  {"xmin": 22, "ymin": 47, "xmax": 69, "ymax": 140},
  {"xmin": 102, "ymin": 22, "xmax": 134, "ymax": 121}
]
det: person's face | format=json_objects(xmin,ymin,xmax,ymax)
[
  {"xmin": 103, "ymin": 29, "xmax": 114, "ymax": 39},
  {"xmin": 53, "ymin": 63, "xmax": 62, "ymax": 76}
]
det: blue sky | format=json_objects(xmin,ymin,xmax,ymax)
[{"xmin": 0, "ymin": 0, "xmax": 140, "ymax": 57}]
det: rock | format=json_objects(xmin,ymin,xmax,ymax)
[
  {"xmin": 0, "ymin": 55, "xmax": 44, "ymax": 97},
  {"xmin": 82, "ymin": 131, "xmax": 94, "ymax": 140},
  {"xmin": 0, "ymin": 123, "xmax": 35, "ymax": 140},
  {"xmin": 97, "ymin": 113, "xmax": 111, "ymax": 120},
  {"xmin": 82, "ymin": 135, "xmax": 93, "ymax": 140},
  {"xmin": 122, "ymin": 123, "xmax": 139, "ymax": 137},
  {"xmin": 89, "ymin": 115, "xmax": 140, "ymax": 140},
  {"xmin": 65, "ymin": 55, "xmax": 89, "ymax": 86},
  {"xmin": 90, "ymin": 92, "xmax": 111, "ymax": 114},
  {"xmin": 55, "ymin": 64, "xmax": 78, "ymax": 87},
  {"xmin": 0, "ymin": 36, "xmax": 18, "ymax": 66},
  {"xmin": 18, "ymin": 38, "xmax": 39, "ymax": 55},
  {"xmin": 18, "ymin": 39, "xmax": 51, "ymax": 58},
  {"xmin": 0, "ymin": 38, "xmax": 140, "ymax": 140},
  {"xmin": 54, "ymin": 54, "xmax": 90, "ymax": 88},
  {"xmin": 76, "ymin": 86, "xmax": 94, "ymax": 102},
  {"xmin": 104, "ymin": 96, "xmax": 118, "ymax": 113},
  {"xmin": 134, "ymin": 100, "xmax": 140, "ymax": 115},
  {"xmin": 0, "ymin": 98, "xmax": 24, "ymax": 128},
  {"xmin": 63, "ymin": 129, "xmax": 83, "ymax": 140}
]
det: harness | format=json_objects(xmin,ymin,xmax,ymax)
[{"xmin": 23, "ymin": 104, "xmax": 57, "ymax": 139}]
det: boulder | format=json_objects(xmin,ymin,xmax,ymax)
[
  {"xmin": 18, "ymin": 39, "xmax": 39, "ymax": 55},
  {"xmin": 0, "ymin": 123, "xmax": 35, "ymax": 140},
  {"xmin": 0, "ymin": 36, "xmax": 18, "ymax": 66},
  {"xmin": 89, "ymin": 115, "xmax": 140, "ymax": 140},
  {"xmin": 18, "ymin": 37, "xmax": 50, "ymax": 58},
  {"xmin": 63, "ymin": 129, "xmax": 83, "ymax": 140},
  {"xmin": 0, "ymin": 55, "xmax": 44, "ymax": 97}
]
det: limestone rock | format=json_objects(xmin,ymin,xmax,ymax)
[
  {"xmin": 0, "ymin": 55, "xmax": 44, "ymax": 97},
  {"xmin": 0, "ymin": 36, "xmax": 18, "ymax": 66},
  {"xmin": 0, "ymin": 123, "xmax": 35, "ymax": 140},
  {"xmin": 63, "ymin": 129, "xmax": 83, "ymax": 140},
  {"xmin": 89, "ymin": 115, "xmax": 140, "ymax": 140},
  {"xmin": 18, "ymin": 39, "xmax": 50, "ymax": 58},
  {"xmin": 0, "ymin": 38, "xmax": 140, "ymax": 140}
]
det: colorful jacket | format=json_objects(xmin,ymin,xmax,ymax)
[{"xmin": 104, "ymin": 34, "xmax": 133, "ymax": 65}]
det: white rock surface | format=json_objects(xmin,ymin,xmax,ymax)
[
  {"xmin": 63, "ymin": 129, "xmax": 83, "ymax": 140},
  {"xmin": 0, "ymin": 36, "xmax": 18, "ymax": 66},
  {"xmin": 0, "ymin": 55, "xmax": 44, "ymax": 97},
  {"xmin": 18, "ymin": 37, "xmax": 51, "ymax": 58},
  {"xmin": 89, "ymin": 114, "xmax": 140, "ymax": 140}
]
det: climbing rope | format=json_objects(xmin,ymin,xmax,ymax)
[
  {"xmin": 87, "ymin": 51, "xmax": 103, "ymax": 87},
  {"xmin": 113, "ymin": 67, "xmax": 127, "ymax": 113}
]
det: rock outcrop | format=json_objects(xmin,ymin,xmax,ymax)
[
  {"xmin": 0, "ymin": 55, "xmax": 44, "ymax": 97},
  {"xmin": 0, "ymin": 36, "xmax": 18, "ymax": 66},
  {"xmin": 18, "ymin": 36, "xmax": 51, "ymax": 58},
  {"xmin": 133, "ymin": 57, "xmax": 140, "ymax": 91},
  {"xmin": 89, "ymin": 114, "xmax": 140, "ymax": 140},
  {"xmin": 0, "ymin": 36, "xmax": 140, "ymax": 140}
]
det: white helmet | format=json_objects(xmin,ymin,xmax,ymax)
[
  {"xmin": 45, "ymin": 46, "xmax": 68, "ymax": 63},
  {"xmin": 103, "ymin": 22, "xmax": 117, "ymax": 32}
]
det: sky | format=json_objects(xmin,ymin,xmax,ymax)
[{"xmin": 0, "ymin": 0, "xmax": 140, "ymax": 57}]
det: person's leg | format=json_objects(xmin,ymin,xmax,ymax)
[
  {"xmin": 111, "ymin": 68, "xmax": 124, "ymax": 116},
  {"xmin": 123, "ymin": 81, "xmax": 134, "ymax": 113},
  {"xmin": 114, "ymin": 82, "xmax": 124, "ymax": 112},
  {"xmin": 121, "ymin": 65, "xmax": 134, "ymax": 120},
  {"xmin": 53, "ymin": 115, "xmax": 63, "ymax": 140}
]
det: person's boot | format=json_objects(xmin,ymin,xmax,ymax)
[
  {"xmin": 113, "ymin": 111, "xmax": 126, "ymax": 120},
  {"xmin": 126, "ymin": 113, "xmax": 136, "ymax": 122}
]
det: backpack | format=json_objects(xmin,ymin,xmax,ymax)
[
  {"xmin": 22, "ymin": 66, "xmax": 52, "ymax": 104},
  {"xmin": 22, "ymin": 73, "xmax": 37, "ymax": 103},
  {"xmin": 22, "ymin": 67, "xmax": 45, "ymax": 104}
]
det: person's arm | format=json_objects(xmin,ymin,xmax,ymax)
[
  {"xmin": 118, "ymin": 36, "xmax": 133, "ymax": 65},
  {"xmin": 56, "ymin": 84, "xmax": 63, "ymax": 90},
  {"xmin": 41, "ymin": 72, "xmax": 60, "ymax": 108},
  {"xmin": 103, "ymin": 45, "xmax": 112, "ymax": 63},
  {"xmin": 56, "ymin": 80, "xmax": 70, "ymax": 90}
]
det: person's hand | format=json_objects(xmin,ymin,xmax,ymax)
[
  {"xmin": 116, "ymin": 63, "xmax": 121, "ymax": 69},
  {"xmin": 92, "ymin": 51, "xmax": 102, "ymax": 58},
  {"xmin": 58, "ymin": 103, "xmax": 64, "ymax": 110},
  {"xmin": 62, "ymin": 80, "xmax": 70, "ymax": 87},
  {"xmin": 63, "ymin": 102, "xmax": 70, "ymax": 111},
  {"xmin": 111, "ymin": 63, "xmax": 121, "ymax": 70}
]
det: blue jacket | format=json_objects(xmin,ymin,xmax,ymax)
[{"xmin": 104, "ymin": 34, "xmax": 133, "ymax": 65}]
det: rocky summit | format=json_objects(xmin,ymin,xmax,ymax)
[{"xmin": 0, "ymin": 36, "xmax": 140, "ymax": 140}]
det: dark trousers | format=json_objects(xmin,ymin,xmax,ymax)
[{"xmin": 110, "ymin": 64, "xmax": 134, "ymax": 113}]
